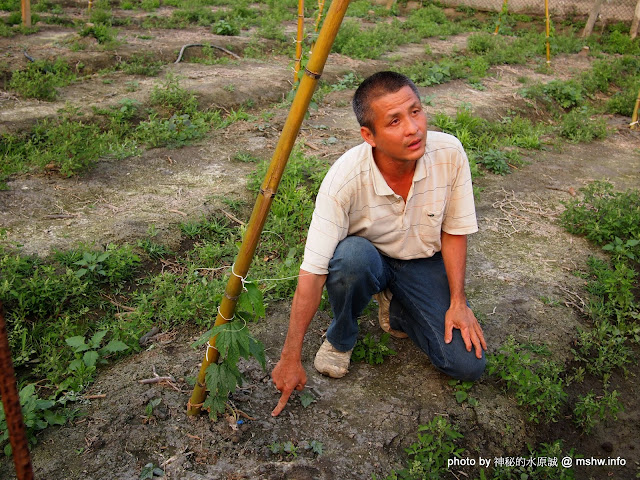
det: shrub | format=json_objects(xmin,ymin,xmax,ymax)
[
  {"xmin": 9, "ymin": 59, "xmax": 75, "ymax": 100},
  {"xmin": 559, "ymin": 107, "xmax": 608, "ymax": 142}
]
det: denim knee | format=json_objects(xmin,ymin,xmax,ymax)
[
  {"xmin": 327, "ymin": 236, "xmax": 383, "ymax": 289},
  {"xmin": 444, "ymin": 352, "xmax": 486, "ymax": 382}
]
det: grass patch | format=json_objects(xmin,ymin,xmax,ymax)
[
  {"xmin": 1, "ymin": 76, "xmax": 252, "ymax": 184},
  {"xmin": 9, "ymin": 59, "xmax": 76, "ymax": 101},
  {"xmin": 432, "ymin": 106, "xmax": 546, "ymax": 176},
  {"xmin": 561, "ymin": 182, "xmax": 639, "ymax": 379}
]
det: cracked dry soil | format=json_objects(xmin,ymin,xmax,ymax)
[{"xmin": 1, "ymin": 15, "xmax": 640, "ymax": 480}]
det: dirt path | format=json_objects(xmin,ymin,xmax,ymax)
[{"xmin": 1, "ymin": 20, "xmax": 640, "ymax": 480}]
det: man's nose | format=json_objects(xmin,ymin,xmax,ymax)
[{"xmin": 405, "ymin": 117, "xmax": 419, "ymax": 136}]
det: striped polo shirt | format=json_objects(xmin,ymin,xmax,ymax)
[{"xmin": 300, "ymin": 131, "xmax": 478, "ymax": 275}]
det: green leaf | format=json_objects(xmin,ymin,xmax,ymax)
[
  {"xmin": 90, "ymin": 330, "xmax": 108, "ymax": 349},
  {"xmin": 68, "ymin": 358, "xmax": 84, "ymax": 371},
  {"xmin": 190, "ymin": 329, "xmax": 213, "ymax": 349},
  {"xmin": 244, "ymin": 282, "xmax": 265, "ymax": 318},
  {"xmin": 65, "ymin": 336, "xmax": 89, "ymax": 352},
  {"xmin": 205, "ymin": 362, "xmax": 239, "ymax": 396},
  {"xmin": 455, "ymin": 390, "xmax": 468, "ymax": 403},
  {"xmin": 43, "ymin": 410, "xmax": 66, "ymax": 426},
  {"xmin": 83, "ymin": 350, "xmax": 99, "ymax": 367},
  {"xmin": 248, "ymin": 336, "xmax": 266, "ymax": 370},
  {"xmin": 102, "ymin": 339, "xmax": 129, "ymax": 353},
  {"xmin": 96, "ymin": 252, "xmax": 110, "ymax": 263},
  {"xmin": 310, "ymin": 440, "xmax": 323, "ymax": 456},
  {"xmin": 202, "ymin": 392, "xmax": 227, "ymax": 420},
  {"xmin": 140, "ymin": 463, "xmax": 156, "ymax": 480},
  {"xmin": 300, "ymin": 391, "xmax": 315, "ymax": 408}
]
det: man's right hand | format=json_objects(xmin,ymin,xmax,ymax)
[{"xmin": 271, "ymin": 358, "xmax": 307, "ymax": 416}]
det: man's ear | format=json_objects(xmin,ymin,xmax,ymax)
[{"xmin": 360, "ymin": 126, "xmax": 376, "ymax": 148}]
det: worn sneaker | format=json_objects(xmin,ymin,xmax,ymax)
[
  {"xmin": 374, "ymin": 290, "xmax": 409, "ymax": 339},
  {"xmin": 314, "ymin": 339, "xmax": 353, "ymax": 378}
]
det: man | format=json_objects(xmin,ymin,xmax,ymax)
[{"xmin": 271, "ymin": 71, "xmax": 487, "ymax": 417}]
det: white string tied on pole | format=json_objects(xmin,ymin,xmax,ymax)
[{"xmin": 231, "ymin": 263, "xmax": 249, "ymax": 292}]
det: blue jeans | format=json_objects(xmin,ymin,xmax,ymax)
[{"xmin": 325, "ymin": 236, "xmax": 486, "ymax": 381}]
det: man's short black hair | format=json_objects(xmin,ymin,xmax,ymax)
[{"xmin": 352, "ymin": 71, "xmax": 420, "ymax": 132}]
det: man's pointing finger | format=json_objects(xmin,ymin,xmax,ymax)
[{"xmin": 271, "ymin": 387, "xmax": 294, "ymax": 417}]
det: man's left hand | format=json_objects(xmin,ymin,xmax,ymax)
[{"xmin": 444, "ymin": 303, "xmax": 487, "ymax": 359}]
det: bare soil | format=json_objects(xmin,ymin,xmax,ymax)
[{"xmin": 1, "ymin": 10, "xmax": 640, "ymax": 480}]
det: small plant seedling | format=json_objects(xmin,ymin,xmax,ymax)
[
  {"xmin": 139, "ymin": 462, "xmax": 164, "ymax": 479},
  {"xmin": 352, "ymin": 332, "xmax": 396, "ymax": 365},
  {"xmin": 144, "ymin": 398, "xmax": 162, "ymax": 421},
  {"xmin": 448, "ymin": 379, "xmax": 479, "ymax": 406},
  {"xmin": 299, "ymin": 390, "xmax": 316, "ymax": 408}
]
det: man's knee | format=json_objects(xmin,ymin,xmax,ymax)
[
  {"xmin": 328, "ymin": 236, "xmax": 380, "ymax": 282},
  {"xmin": 446, "ymin": 354, "xmax": 486, "ymax": 382}
]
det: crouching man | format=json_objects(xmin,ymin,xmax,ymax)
[{"xmin": 271, "ymin": 71, "xmax": 487, "ymax": 417}]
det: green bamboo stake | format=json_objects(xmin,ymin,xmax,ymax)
[
  {"xmin": 187, "ymin": 0, "xmax": 352, "ymax": 416},
  {"xmin": 294, "ymin": 0, "xmax": 305, "ymax": 85}
]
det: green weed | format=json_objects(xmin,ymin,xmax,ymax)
[
  {"xmin": 61, "ymin": 331, "xmax": 129, "ymax": 391},
  {"xmin": 118, "ymin": 53, "xmax": 165, "ymax": 76},
  {"xmin": 268, "ymin": 439, "xmax": 323, "ymax": 458},
  {"xmin": 79, "ymin": 23, "xmax": 117, "ymax": 45},
  {"xmin": 559, "ymin": 107, "xmax": 608, "ymax": 142},
  {"xmin": 149, "ymin": 74, "xmax": 199, "ymax": 115},
  {"xmin": 560, "ymin": 181, "xmax": 640, "ymax": 248},
  {"xmin": 0, "ymin": 384, "xmax": 67, "ymax": 456},
  {"xmin": 432, "ymin": 106, "xmax": 542, "ymax": 176},
  {"xmin": 403, "ymin": 4, "xmax": 461, "ymax": 38},
  {"xmin": 333, "ymin": 18, "xmax": 414, "ymax": 59},
  {"xmin": 448, "ymin": 379, "xmax": 479, "ymax": 406},
  {"xmin": 9, "ymin": 59, "xmax": 76, "ymax": 100},
  {"xmin": 0, "ymin": 117, "xmax": 117, "ymax": 177},
  {"xmin": 136, "ymin": 113, "xmax": 212, "ymax": 148},
  {"xmin": 487, "ymin": 337, "xmax": 567, "ymax": 423},
  {"xmin": 352, "ymin": 332, "xmax": 396, "ymax": 365},
  {"xmin": 573, "ymin": 390, "xmax": 623, "ymax": 433},
  {"xmin": 382, "ymin": 416, "xmax": 464, "ymax": 480}
]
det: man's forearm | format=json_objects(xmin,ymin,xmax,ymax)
[
  {"xmin": 440, "ymin": 231, "xmax": 468, "ymax": 304},
  {"xmin": 280, "ymin": 269, "xmax": 327, "ymax": 360}
]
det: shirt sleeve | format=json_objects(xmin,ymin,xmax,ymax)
[
  {"xmin": 441, "ymin": 145, "xmax": 478, "ymax": 235},
  {"xmin": 300, "ymin": 177, "xmax": 350, "ymax": 275}
]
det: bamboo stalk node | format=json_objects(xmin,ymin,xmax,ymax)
[
  {"xmin": 304, "ymin": 67, "xmax": 322, "ymax": 80},
  {"xmin": 187, "ymin": 399, "xmax": 205, "ymax": 410},
  {"xmin": 224, "ymin": 292, "xmax": 240, "ymax": 301},
  {"xmin": 259, "ymin": 187, "xmax": 278, "ymax": 199}
]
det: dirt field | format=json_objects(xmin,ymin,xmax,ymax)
[{"xmin": 1, "ymin": 5, "xmax": 640, "ymax": 480}]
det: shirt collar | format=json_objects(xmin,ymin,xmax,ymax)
[{"xmin": 366, "ymin": 143, "xmax": 428, "ymax": 197}]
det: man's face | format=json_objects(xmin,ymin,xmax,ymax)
[{"xmin": 360, "ymin": 85, "xmax": 428, "ymax": 165}]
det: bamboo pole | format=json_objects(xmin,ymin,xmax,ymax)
[
  {"xmin": 186, "ymin": 0, "xmax": 352, "ymax": 417},
  {"xmin": 494, "ymin": 0, "xmax": 509, "ymax": 35},
  {"xmin": 294, "ymin": 0, "xmax": 305, "ymax": 85},
  {"xmin": 21, "ymin": 0, "xmax": 31, "ymax": 28},
  {"xmin": 0, "ymin": 302, "xmax": 35, "ymax": 480},
  {"xmin": 631, "ymin": 0, "xmax": 640, "ymax": 39},
  {"xmin": 315, "ymin": 0, "xmax": 326, "ymax": 33},
  {"xmin": 630, "ymin": 87, "xmax": 640, "ymax": 130},
  {"xmin": 545, "ymin": 0, "xmax": 551, "ymax": 65}
]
